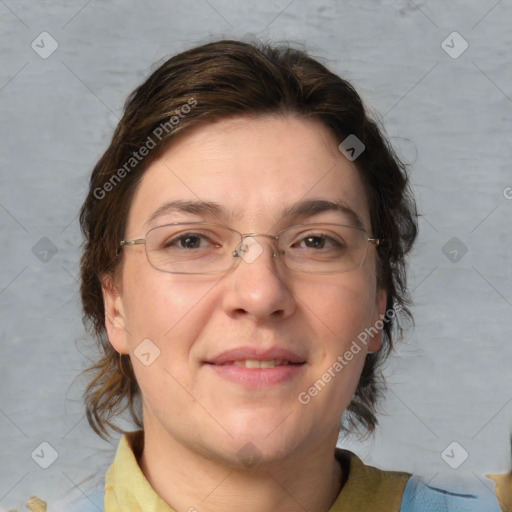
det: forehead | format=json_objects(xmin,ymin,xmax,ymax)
[{"xmin": 126, "ymin": 115, "xmax": 371, "ymax": 235}]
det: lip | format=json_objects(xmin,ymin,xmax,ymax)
[
  {"xmin": 204, "ymin": 347, "xmax": 306, "ymax": 389},
  {"xmin": 206, "ymin": 364, "xmax": 305, "ymax": 388},
  {"xmin": 206, "ymin": 347, "xmax": 306, "ymax": 366}
]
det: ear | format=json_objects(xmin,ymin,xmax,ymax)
[
  {"xmin": 101, "ymin": 273, "xmax": 130, "ymax": 355},
  {"xmin": 367, "ymin": 287, "xmax": 387, "ymax": 354}
]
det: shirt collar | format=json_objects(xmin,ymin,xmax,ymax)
[{"xmin": 105, "ymin": 430, "xmax": 410, "ymax": 512}]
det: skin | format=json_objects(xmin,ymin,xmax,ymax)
[{"xmin": 103, "ymin": 114, "xmax": 386, "ymax": 512}]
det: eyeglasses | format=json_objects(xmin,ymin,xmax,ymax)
[{"xmin": 118, "ymin": 222, "xmax": 382, "ymax": 275}]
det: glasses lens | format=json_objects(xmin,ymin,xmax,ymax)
[
  {"xmin": 278, "ymin": 224, "xmax": 369, "ymax": 274},
  {"xmin": 145, "ymin": 223, "xmax": 237, "ymax": 274}
]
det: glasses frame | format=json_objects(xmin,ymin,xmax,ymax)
[{"xmin": 118, "ymin": 222, "xmax": 383, "ymax": 275}]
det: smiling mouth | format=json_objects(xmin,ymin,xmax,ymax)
[{"xmin": 208, "ymin": 359, "xmax": 303, "ymax": 368}]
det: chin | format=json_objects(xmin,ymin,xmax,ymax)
[
  {"xmin": 220, "ymin": 438, "xmax": 300, "ymax": 470},
  {"xmin": 217, "ymin": 411, "xmax": 305, "ymax": 466}
]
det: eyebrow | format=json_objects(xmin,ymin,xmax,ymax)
[
  {"xmin": 144, "ymin": 200, "xmax": 228, "ymax": 229},
  {"xmin": 280, "ymin": 199, "xmax": 365, "ymax": 230},
  {"xmin": 145, "ymin": 198, "xmax": 365, "ymax": 231}
]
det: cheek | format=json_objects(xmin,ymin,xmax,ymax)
[
  {"xmin": 120, "ymin": 266, "xmax": 219, "ymax": 415},
  {"xmin": 297, "ymin": 274, "xmax": 377, "ymax": 410},
  {"xmin": 121, "ymin": 260, "xmax": 217, "ymax": 348},
  {"xmin": 303, "ymin": 273, "xmax": 377, "ymax": 346}
]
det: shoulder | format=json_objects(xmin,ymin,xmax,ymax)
[
  {"xmin": 400, "ymin": 475, "xmax": 503, "ymax": 512},
  {"xmin": 334, "ymin": 448, "xmax": 504, "ymax": 512}
]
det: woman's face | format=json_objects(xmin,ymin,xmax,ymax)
[{"xmin": 104, "ymin": 114, "xmax": 386, "ymax": 466}]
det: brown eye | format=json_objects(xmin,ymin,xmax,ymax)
[
  {"xmin": 177, "ymin": 235, "xmax": 202, "ymax": 249},
  {"xmin": 294, "ymin": 233, "xmax": 342, "ymax": 250},
  {"xmin": 162, "ymin": 233, "xmax": 213, "ymax": 250},
  {"xmin": 303, "ymin": 236, "xmax": 326, "ymax": 249}
]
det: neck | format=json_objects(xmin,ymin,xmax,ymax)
[{"xmin": 139, "ymin": 422, "xmax": 343, "ymax": 512}]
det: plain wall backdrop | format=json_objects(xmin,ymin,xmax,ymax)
[{"xmin": 1, "ymin": 0, "xmax": 511, "ymax": 509}]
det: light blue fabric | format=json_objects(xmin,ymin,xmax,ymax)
[{"xmin": 400, "ymin": 475, "xmax": 502, "ymax": 512}]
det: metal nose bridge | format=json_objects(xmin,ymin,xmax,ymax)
[
  {"xmin": 234, "ymin": 232, "xmax": 281, "ymax": 259},
  {"xmin": 241, "ymin": 233, "xmax": 279, "ymax": 241}
]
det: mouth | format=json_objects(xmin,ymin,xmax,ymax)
[
  {"xmin": 204, "ymin": 348, "xmax": 306, "ymax": 388},
  {"xmin": 205, "ymin": 347, "xmax": 306, "ymax": 366},
  {"xmin": 208, "ymin": 359, "xmax": 302, "ymax": 368}
]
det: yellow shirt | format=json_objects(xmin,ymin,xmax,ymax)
[{"xmin": 105, "ymin": 430, "xmax": 410, "ymax": 512}]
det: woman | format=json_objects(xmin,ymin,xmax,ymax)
[{"xmin": 74, "ymin": 39, "xmax": 508, "ymax": 511}]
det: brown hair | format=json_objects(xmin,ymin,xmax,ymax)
[{"xmin": 79, "ymin": 39, "xmax": 418, "ymax": 440}]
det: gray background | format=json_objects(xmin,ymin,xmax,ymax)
[{"xmin": 1, "ymin": 0, "xmax": 511, "ymax": 509}]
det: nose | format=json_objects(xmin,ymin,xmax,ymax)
[{"xmin": 222, "ymin": 236, "xmax": 296, "ymax": 322}]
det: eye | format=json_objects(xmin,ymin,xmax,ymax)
[
  {"xmin": 163, "ymin": 232, "xmax": 220, "ymax": 250},
  {"xmin": 293, "ymin": 232, "xmax": 344, "ymax": 250},
  {"xmin": 301, "ymin": 235, "xmax": 328, "ymax": 249}
]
